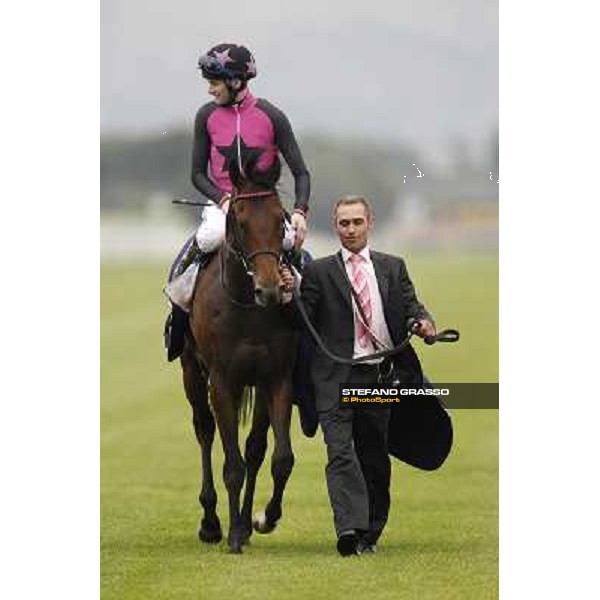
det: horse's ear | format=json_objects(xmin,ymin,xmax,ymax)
[
  {"xmin": 228, "ymin": 160, "xmax": 244, "ymax": 191},
  {"xmin": 242, "ymin": 151, "xmax": 262, "ymax": 182},
  {"xmin": 245, "ymin": 152, "xmax": 281, "ymax": 189},
  {"xmin": 264, "ymin": 156, "xmax": 281, "ymax": 187}
]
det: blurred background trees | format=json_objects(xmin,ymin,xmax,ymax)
[{"xmin": 101, "ymin": 128, "xmax": 498, "ymax": 257}]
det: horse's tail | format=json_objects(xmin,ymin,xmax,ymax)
[{"xmin": 239, "ymin": 386, "xmax": 255, "ymax": 427}]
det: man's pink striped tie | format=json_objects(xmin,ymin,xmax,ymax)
[{"xmin": 349, "ymin": 254, "xmax": 372, "ymax": 348}]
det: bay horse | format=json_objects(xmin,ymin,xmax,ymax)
[{"xmin": 179, "ymin": 157, "xmax": 298, "ymax": 554}]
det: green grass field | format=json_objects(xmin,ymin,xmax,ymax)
[{"xmin": 101, "ymin": 252, "xmax": 498, "ymax": 599}]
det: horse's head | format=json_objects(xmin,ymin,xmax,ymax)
[{"xmin": 226, "ymin": 154, "xmax": 285, "ymax": 307}]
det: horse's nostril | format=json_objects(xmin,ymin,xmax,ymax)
[{"xmin": 255, "ymin": 288, "xmax": 263, "ymax": 297}]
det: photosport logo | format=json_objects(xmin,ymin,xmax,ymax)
[{"xmin": 338, "ymin": 384, "xmax": 499, "ymax": 409}]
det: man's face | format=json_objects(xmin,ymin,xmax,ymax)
[
  {"xmin": 207, "ymin": 79, "xmax": 231, "ymax": 105},
  {"xmin": 334, "ymin": 202, "xmax": 372, "ymax": 253}
]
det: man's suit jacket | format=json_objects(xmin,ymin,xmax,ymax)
[{"xmin": 298, "ymin": 250, "xmax": 432, "ymax": 412}]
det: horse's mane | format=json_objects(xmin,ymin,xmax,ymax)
[{"xmin": 229, "ymin": 151, "xmax": 281, "ymax": 191}]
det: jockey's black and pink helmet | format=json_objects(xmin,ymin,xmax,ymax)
[{"xmin": 198, "ymin": 43, "xmax": 257, "ymax": 81}]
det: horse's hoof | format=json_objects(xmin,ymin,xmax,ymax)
[
  {"xmin": 198, "ymin": 523, "xmax": 223, "ymax": 544},
  {"xmin": 227, "ymin": 535, "xmax": 244, "ymax": 554},
  {"xmin": 240, "ymin": 528, "xmax": 252, "ymax": 546},
  {"xmin": 252, "ymin": 511, "xmax": 277, "ymax": 534}
]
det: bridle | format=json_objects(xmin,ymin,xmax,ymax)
[
  {"xmin": 220, "ymin": 188, "xmax": 286, "ymax": 307},
  {"xmin": 224, "ymin": 189, "xmax": 284, "ymax": 274}
]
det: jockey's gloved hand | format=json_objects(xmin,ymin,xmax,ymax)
[
  {"xmin": 283, "ymin": 219, "xmax": 296, "ymax": 251},
  {"xmin": 219, "ymin": 193, "xmax": 232, "ymax": 214}
]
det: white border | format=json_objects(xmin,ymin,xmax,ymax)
[{"xmin": 3, "ymin": 2, "xmax": 99, "ymax": 598}]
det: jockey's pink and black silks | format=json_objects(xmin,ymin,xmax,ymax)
[{"xmin": 191, "ymin": 93, "xmax": 310, "ymax": 212}]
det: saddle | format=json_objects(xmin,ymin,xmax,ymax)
[
  {"xmin": 163, "ymin": 245, "xmax": 215, "ymax": 362},
  {"xmin": 164, "ymin": 242, "xmax": 215, "ymax": 313},
  {"xmin": 164, "ymin": 262, "xmax": 200, "ymax": 313}
]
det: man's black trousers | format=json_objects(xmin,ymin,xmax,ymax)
[{"xmin": 318, "ymin": 364, "xmax": 391, "ymax": 543}]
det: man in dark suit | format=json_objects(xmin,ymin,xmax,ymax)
[{"xmin": 282, "ymin": 195, "xmax": 436, "ymax": 556}]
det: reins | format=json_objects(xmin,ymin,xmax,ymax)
[
  {"xmin": 172, "ymin": 197, "xmax": 461, "ymax": 356},
  {"xmin": 291, "ymin": 287, "xmax": 460, "ymax": 366}
]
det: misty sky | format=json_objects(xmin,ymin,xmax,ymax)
[{"xmin": 101, "ymin": 0, "xmax": 497, "ymax": 159}]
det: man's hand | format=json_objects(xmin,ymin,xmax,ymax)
[
  {"xmin": 291, "ymin": 212, "xmax": 307, "ymax": 249},
  {"xmin": 279, "ymin": 265, "xmax": 294, "ymax": 293},
  {"xmin": 414, "ymin": 319, "xmax": 436, "ymax": 339},
  {"xmin": 279, "ymin": 265, "xmax": 295, "ymax": 304}
]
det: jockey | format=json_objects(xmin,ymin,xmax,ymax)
[{"xmin": 164, "ymin": 43, "xmax": 311, "ymax": 361}]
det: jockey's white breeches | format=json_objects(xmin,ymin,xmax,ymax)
[
  {"xmin": 195, "ymin": 204, "xmax": 296, "ymax": 252},
  {"xmin": 195, "ymin": 205, "xmax": 226, "ymax": 252}
]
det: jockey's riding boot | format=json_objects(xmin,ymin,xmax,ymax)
[
  {"xmin": 196, "ymin": 248, "xmax": 214, "ymax": 271},
  {"xmin": 174, "ymin": 240, "xmax": 215, "ymax": 280},
  {"xmin": 174, "ymin": 239, "xmax": 200, "ymax": 277},
  {"xmin": 165, "ymin": 240, "xmax": 206, "ymax": 313},
  {"xmin": 164, "ymin": 304, "xmax": 188, "ymax": 362},
  {"xmin": 164, "ymin": 241, "xmax": 216, "ymax": 362},
  {"xmin": 163, "ymin": 239, "xmax": 198, "ymax": 361}
]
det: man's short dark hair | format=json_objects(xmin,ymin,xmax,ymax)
[{"xmin": 332, "ymin": 195, "xmax": 372, "ymax": 220}]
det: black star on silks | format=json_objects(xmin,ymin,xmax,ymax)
[{"xmin": 216, "ymin": 135, "xmax": 264, "ymax": 173}]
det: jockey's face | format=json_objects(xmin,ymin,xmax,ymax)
[
  {"xmin": 207, "ymin": 79, "xmax": 232, "ymax": 105},
  {"xmin": 335, "ymin": 202, "xmax": 372, "ymax": 253}
]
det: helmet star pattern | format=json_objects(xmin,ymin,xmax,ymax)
[
  {"xmin": 211, "ymin": 48, "xmax": 234, "ymax": 68},
  {"xmin": 199, "ymin": 44, "xmax": 257, "ymax": 81}
]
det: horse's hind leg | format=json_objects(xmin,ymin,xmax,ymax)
[
  {"xmin": 240, "ymin": 389, "xmax": 270, "ymax": 543},
  {"xmin": 181, "ymin": 348, "xmax": 222, "ymax": 543},
  {"xmin": 254, "ymin": 379, "xmax": 295, "ymax": 534}
]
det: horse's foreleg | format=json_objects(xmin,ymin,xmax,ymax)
[
  {"xmin": 181, "ymin": 349, "xmax": 222, "ymax": 544},
  {"xmin": 211, "ymin": 377, "xmax": 246, "ymax": 554},
  {"xmin": 254, "ymin": 379, "xmax": 295, "ymax": 534},
  {"xmin": 240, "ymin": 389, "xmax": 270, "ymax": 543}
]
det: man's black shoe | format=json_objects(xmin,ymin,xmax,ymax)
[{"xmin": 336, "ymin": 530, "xmax": 359, "ymax": 556}]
